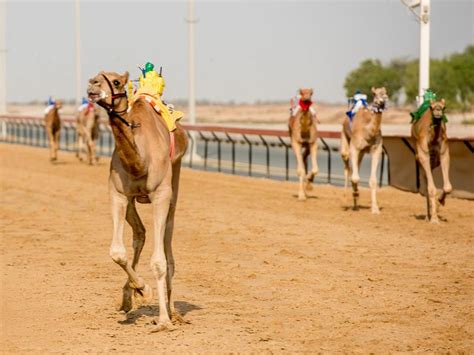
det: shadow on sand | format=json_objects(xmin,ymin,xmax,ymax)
[{"xmin": 118, "ymin": 301, "xmax": 202, "ymax": 325}]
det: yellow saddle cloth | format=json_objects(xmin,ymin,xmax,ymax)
[{"xmin": 128, "ymin": 72, "xmax": 183, "ymax": 132}]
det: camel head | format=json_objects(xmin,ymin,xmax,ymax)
[
  {"xmin": 299, "ymin": 88, "xmax": 313, "ymax": 102},
  {"xmin": 430, "ymin": 98, "xmax": 446, "ymax": 120},
  {"xmin": 87, "ymin": 71, "xmax": 129, "ymax": 108},
  {"xmin": 371, "ymin": 87, "xmax": 388, "ymax": 111},
  {"xmin": 54, "ymin": 100, "xmax": 62, "ymax": 109}
]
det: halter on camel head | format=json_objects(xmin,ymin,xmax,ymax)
[{"xmin": 91, "ymin": 73, "xmax": 140, "ymax": 129}]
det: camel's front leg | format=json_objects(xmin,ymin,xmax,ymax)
[
  {"xmin": 46, "ymin": 128, "xmax": 55, "ymax": 161},
  {"xmin": 305, "ymin": 141, "xmax": 319, "ymax": 191},
  {"xmin": 417, "ymin": 147, "xmax": 438, "ymax": 223},
  {"xmin": 291, "ymin": 141, "xmax": 306, "ymax": 200},
  {"xmin": 340, "ymin": 133, "xmax": 351, "ymax": 196},
  {"xmin": 149, "ymin": 183, "xmax": 173, "ymax": 330},
  {"xmin": 438, "ymin": 141, "xmax": 452, "ymax": 206},
  {"xmin": 369, "ymin": 144, "xmax": 382, "ymax": 214},
  {"xmin": 76, "ymin": 133, "xmax": 84, "ymax": 161},
  {"xmin": 350, "ymin": 144, "xmax": 361, "ymax": 210},
  {"xmin": 109, "ymin": 183, "xmax": 146, "ymax": 312},
  {"xmin": 53, "ymin": 130, "xmax": 60, "ymax": 160}
]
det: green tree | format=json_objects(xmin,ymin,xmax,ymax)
[{"xmin": 344, "ymin": 59, "xmax": 403, "ymax": 102}]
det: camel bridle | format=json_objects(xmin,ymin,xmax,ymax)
[{"xmin": 97, "ymin": 74, "xmax": 140, "ymax": 129}]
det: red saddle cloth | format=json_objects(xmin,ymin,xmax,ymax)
[{"xmin": 299, "ymin": 99, "xmax": 313, "ymax": 111}]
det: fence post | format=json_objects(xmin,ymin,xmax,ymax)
[
  {"xmin": 319, "ymin": 137, "xmax": 331, "ymax": 184},
  {"xmin": 259, "ymin": 135, "xmax": 270, "ymax": 178},
  {"xmin": 225, "ymin": 132, "xmax": 235, "ymax": 174},
  {"xmin": 242, "ymin": 134, "xmax": 252, "ymax": 176},
  {"xmin": 198, "ymin": 131, "xmax": 209, "ymax": 170},
  {"xmin": 211, "ymin": 132, "xmax": 222, "ymax": 172}
]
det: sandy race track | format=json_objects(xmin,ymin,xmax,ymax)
[{"xmin": 1, "ymin": 144, "xmax": 473, "ymax": 352}]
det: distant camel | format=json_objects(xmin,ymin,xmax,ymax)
[
  {"xmin": 288, "ymin": 88, "xmax": 319, "ymax": 200},
  {"xmin": 88, "ymin": 71, "xmax": 188, "ymax": 331},
  {"xmin": 341, "ymin": 87, "xmax": 388, "ymax": 213},
  {"xmin": 76, "ymin": 102, "xmax": 100, "ymax": 165},
  {"xmin": 44, "ymin": 100, "xmax": 62, "ymax": 161},
  {"xmin": 411, "ymin": 99, "xmax": 451, "ymax": 223}
]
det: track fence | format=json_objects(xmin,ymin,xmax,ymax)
[{"xmin": 0, "ymin": 115, "xmax": 389, "ymax": 187}]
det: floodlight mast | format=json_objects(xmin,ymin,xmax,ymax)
[
  {"xmin": 75, "ymin": 0, "xmax": 82, "ymax": 107},
  {"xmin": 401, "ymin": 0, "xmax": 430, "ymax": 105},
  {"xmin": 0, "ymin": 0, "xmax": 6, "ymax": 115}
]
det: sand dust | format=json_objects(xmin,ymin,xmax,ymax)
[{"xmin": 1, "ymin": 144, "xmax": 473, "ymax": 352}]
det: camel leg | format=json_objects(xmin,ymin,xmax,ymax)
[
  {"xmin": 109, "ymin": 182, "xmax": 146, "ymax": 312},
  {"xmin": 46, "ymin": 128, "xmax": 55, "ymax": 161},
  {"xmin": 369, "ymin": 144, "xmax": 382, "ymax": 214},
  {"xmin": 341, "ymin": 133, "xmax": 351, "ymax": 197},
  {"xmin": 86, "ymin": 134, "xmax": 94, "ymax": 165},
  {"xmin": 53, "ymin": 129, "xmax": 60, "ymax": 161},
  {"xmin": 164, "ymin": 162, "xmax": 187, "ymax": 324},
  {"xmin": 417, "ymin": 147, "xmax": 439, "ymax": 223},
  {"xmin": 350, "ymin": 144, "xmax": 362, "ymax": 210},
  {"xmin": 119, "ymin": 199, "xmax": 152, "ymax": 312},
  {"xmin": 305, "ymin": 141, "xmax": 319, "ymax": 191},
  {"xmin": 292, "ymin": 141, "xmax": 306, "ymax": 201},
  {"xmin": 76, "ymin": 133, "xmax": 84, "ymax": 161},
  {"xmin": 149, "ymin": 177, "xmax": 173, "ymax": 330},
  {"xmin": 438, "ymin": 141, "xmax": 452, "ymax": 206}
]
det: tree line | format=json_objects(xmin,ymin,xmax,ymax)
[{"xmin": 344, "ymin": 45, "xmax": 474, "ymax": 111}]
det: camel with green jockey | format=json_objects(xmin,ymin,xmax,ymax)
[
  {"xmin": 87, "ymin": 69, "xmax": 188, "ymax": 331},
  {"xmin": 410, "ymin": 91, "xmax": 451, "ymax": 223}
]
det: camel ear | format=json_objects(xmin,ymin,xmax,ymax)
[
  {"xmin": 430, "ymin": 99, "xmax": 434, "ymax": 105},
  {"xmin": 122, "ymin": 71, "xmax": 129, "ymax": 83},
  {"xmin": 441, "ymin": 98, "xmax": 446, "ymax": 106},
  {"xmin": 310, "ymin": 89, "xmax": 314, "ymax": 95},
  {"xmin": 371, "ymin": 87, "xmax": 376, "ymax": 94},
  {"xmin": 299, "ymin": 88, "xmax": 303, "ymax": 95}
]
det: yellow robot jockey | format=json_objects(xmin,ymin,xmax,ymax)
[{"xmin": 128, "ymin": 61, "xmax": 183, "ymax": 131}]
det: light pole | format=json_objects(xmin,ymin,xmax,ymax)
[
  {"xmin": 401, "ymin": 0, "xmax": 431, "ymax": 105},
  {"xmin": 186, "ymin": 0, "xmax": 199, "ymax": 161},
  {"xmin": 75, "ymin": 0, "xmax": 81, "ymax": 107},
  {"xmin": 0, "ymin": 0, "xmax": 6, "ymax": 115}
]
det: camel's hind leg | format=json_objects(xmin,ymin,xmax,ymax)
[
  {"xmin": 340, "ymin": 132, "xmax": 351, "ymax": 197},
  {"xmin": 53, "ymin": 129, "xmax": 60, "ymax": 161},
  {"xmin": 76, "ymin": 133, "xmax": 84, "ymax": 161},
  {"xmin": 119, "ymin": 198, "xmax": 152, "ymax": 312},
  {"xmin": 292, "ymin": 141, "xmax": 307, "ymax": 201},
  {"xmin": 46, "ymin": 128, "xmax": 56, "ymax": 161},
  {"xmin": 305, "ymin": 141, "xmax": 319, "ymax": 191}
]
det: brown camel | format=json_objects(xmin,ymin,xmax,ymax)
[
  {"xmin": 340, "ymin": 87, "xmax": 388, "ymax": 213},
  {"xmin": 87, "ymin": 71, "xmax": 188, "ymax": 331},
  {"xmin": 411, "ymin": 99, "xmax": 451, "ymax": 223},
  {"xmin": 44, "ymin": 100, "xmax": 62, "ymax": 161},
  {"xmin": 288, "ymin": 88, "xmax": 319, "ymax": 200},
  {"xmin": 76, "ymin": 103, "xmax": 100, "ymax": 165}
]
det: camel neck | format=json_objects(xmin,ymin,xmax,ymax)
[
  {"xmin": 368, "ymin": 111, "xmax": 382, "ymax": 134},
  {"xmin": 109, "ymin": 101, "xmax": 146, "ymax": 177}
]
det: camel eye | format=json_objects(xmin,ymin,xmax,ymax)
[{"xmin": 113, "ymin": 80, "xmax": 120, "ymax": 86}]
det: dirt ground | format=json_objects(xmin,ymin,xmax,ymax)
[{"xmin": 1, "ymin": 144, "xmax": 473, "ymax": 353}]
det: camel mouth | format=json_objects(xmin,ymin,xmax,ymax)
[{"xmin": 88, "ymin": 90, "xmax": 107, "ymax": 103}]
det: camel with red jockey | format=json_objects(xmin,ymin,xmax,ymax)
[
  {"xmin": 340, "ymin": 87, "xmax": 388, "ymax": 213},
  {"xmin": 76, "ymin": 102, "xmax": 101, "ymax": 165},
  {"xmin": 44, "ymin": 100, "xmax": 62, "ymax": 161},
  {"xmin": 288, "ymin": 88, "xmax": 319, "ymax": 200},
  {"xmin": 411, "ymin": 99, "xmax": 451, "ymax": 223},
  {"xmin": 87, "ymin": 71, "xmax": 188, "ymax": 331}
]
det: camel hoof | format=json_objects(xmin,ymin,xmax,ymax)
[
  {"xmin": 298, "ymin": 194, "xmax": 307, "ymax": 201},
  {"xmin": 172, "ymin": 311, "xmax": 190, "ymax": 325},
  {"xmin": 430, "ymin": 218, "xmax": 440, "ymax": 224},
  {"xmin": 371, "ymin": 207, "xmax": 380, "ymax": 214},
  {"xmin": 151, "ymin": 320, "xmax": 176, "ymax": 333},
  {"xmin": 134, "ymin": 284, "xmax": 153, "ymax": 306},
  {"xmin": 305, "ymin": 182, "xmax": 313, "ymax": 191}
]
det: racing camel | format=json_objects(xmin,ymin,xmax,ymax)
[
  {"xmin": 411, "ymin": 98, "xmax": 451, "ymax": 223},
  {"xmin": 88, "ymin": 71, "xmax": 188, "ymax": 331},
  {"xmin": 76, "ymin": 102, "xmax": 100, "ymax": 165},
  {"xmin": 340, "ymin": 87, "xmax": 388, "ymax": 213},
  {"xmin": 44, "ymin": 100, "xmax": 62, "ymax": 161},
  {"xmin": 288, "ymin": 88, "xmax": 319, "ymax": 200}
]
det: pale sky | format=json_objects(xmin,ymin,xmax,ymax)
[{"xmin": 4, "ymin": 0, "xmax": 474, "ymax": 103}]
